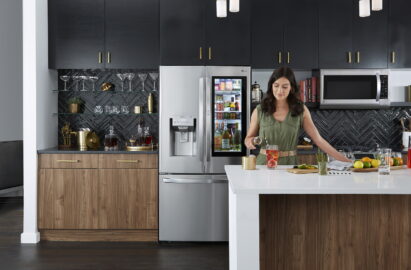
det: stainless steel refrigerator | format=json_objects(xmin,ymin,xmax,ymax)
[{"xmin": 159, "ymin": 66, "xmax": 250, "ymax": 241}]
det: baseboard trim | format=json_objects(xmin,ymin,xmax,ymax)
[
  {"xmin": 21, "ymin": 232, "xmax": 40, "ymax": 244},
  {"xmin": 39, "ymin": 229, "xmax": 158, "ymax": 242}
]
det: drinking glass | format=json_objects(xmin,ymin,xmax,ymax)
[
  {"xmin": 316, "ymin": 151, "xmax": 328, "ymax": 175},
  {"xmin": 105, "ymin": 105, "xmax": 112, "ymax": 114},
  {"xmin": 72, "ymin": 76, "xmax": 81, "ymax": 91},
  {"xmin": 59, "ymin": 75, "xmax": 70, "ymax": 91},
  {"xmin": 149, "ymin": 72, "xmax": 159, "ymax": 92},
  {"xmin": 138, "ymin": 73, "xmax": 147, "ymax": 92},
  {"xmin": 121, "ymin": 105, "xmax": 129, "ymax": 114},
  {"xmin": 89, "ymin": 76, "xmax": 98, "ymax": 92},
  {"xmin": 378, "ymin": 148, "xmax": 392, "ymax": 175},
  {"xmin": 116, "ymin": 73, "xmax": 126, "ymax": 92},
  {"xmin": 79, "ymin": 76, "xmax": 88, "ymax": 91},
  {"xmin": 265, "ymin": 145, "xmax": 279, "ymax": 169},
  {"xmin": 112, "ymin": 105, "xmax": 120, "ymax": 114},
  {"xmin": 126, "ymin": 73, "xmax": 135, "ymax": 92}
]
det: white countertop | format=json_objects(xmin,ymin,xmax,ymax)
[{"xmin": 225, "ymin": 165, "xmax": 411, "ymax": 195}]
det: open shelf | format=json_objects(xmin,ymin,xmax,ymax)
[{"xmin": 53, "ymin": 112, "xmax": 157, "ymax": 116}]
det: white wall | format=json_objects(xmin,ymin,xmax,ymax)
[
  {"xmin": 0, "ymin": 0, "xmax": 23, "ymax": 141},
  {"xmin": 21, "ymin": 0, "xmax": 57, "ymax": 244},
  {"xmin": 389, "ymin": 70, "xmax": 411, "ymax": 102}
]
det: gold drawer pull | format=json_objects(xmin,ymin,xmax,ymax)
[
  {"xmin": 56, "ymin": 160, "xmax": 80, "ymax": 163},
  {"xmin": 116, "ymin": 160, "xmax": 142, "ymax": 163}
]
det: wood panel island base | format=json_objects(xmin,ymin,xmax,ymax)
[{"xmin": 225, "ymin": 165, "xmax": 411, "ymax": 270}]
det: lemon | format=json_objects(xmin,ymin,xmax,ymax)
[
  {"xmin": 354, "ymin": 160, "xmax": 364, "ymax": 169},
  {"xmin": 371, "ymin": 159, "xmax": 381, "ymax": 168},
  {"xmin": 363, "ymin": 161, "xmax": 372, "ymax": 168}
]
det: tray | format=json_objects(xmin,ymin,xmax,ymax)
[
  {"xmin": 126, "ymin": 145, "xmax": 153, "ymax": 151},
  {"xmin": 287, "ymin": 168, "xmax": 318, "ymax": 174},
  {"xmin": 351, "ymin": 166, "xmax": 405, "ymax": 172}
]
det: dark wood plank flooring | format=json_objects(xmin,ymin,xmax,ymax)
[{"xmin": 0, "ymin": 197, "xmax": 228, "ymax": 270}]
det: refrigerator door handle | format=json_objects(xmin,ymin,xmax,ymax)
[
  {"xmin": 199, "ymin": 77, "xmax": 205, "ymax": 164},
  {"xmin": 162, "ymin": 178, "xmax": 227, "ymax": 184},
  {"xmin": 205, "ymin": 77, "xmax": 212, "ymax": 170}
]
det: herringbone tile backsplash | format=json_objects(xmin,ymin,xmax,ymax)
[
  {"xmin": 302, "ymin": 108, "xmax": 411, "ymax": 151},
  {"xmin": 57, "ymin": 69, "xmax": 159, "ymax": 147}
]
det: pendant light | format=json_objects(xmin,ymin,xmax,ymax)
[
  {"xmin": 359, "ymin": 0, "xmax": 370, "ymax": 17},
  {"xmin": 216, "ymin": 0, "xmax": 227, "ymax": 18},
  {"xmin": 229, "ymin": 0, "xmax": 240, "ymax": 12},
  {"xmin": 372, "ymin": 0, "xmax": 382, "ymax": 11}
]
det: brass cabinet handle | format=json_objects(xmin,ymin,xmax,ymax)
[
  {"xmin": 199, "ymin": 47, "xmax": 203, "ymax": 60},
  {"xmin": 355, "ymin": 51, "xmax": 360, "ymax": 63},
  {"xmin": 391, "ymin": 51, "xmax": 396, "ymax": 64},
  {"xmin": 107, "ymin": 52, "xmax": 111, "ymax": 64},
  {"xmin": 56, "ymin": 160, "xmax": 80, "ymax": 163},
  {"xmin": 116, "ymin": 160, "xmax": 142, "ymax": 163},
  {"xmin": 347, "ymin": 52, "xmax": 352, "ymax": 63},
  {"xmin": 287, "ymin": 52, "xmax": 290, "ymax": 64},
  {"xmin": 208, "ymin": 47, "xmax": 212, "ymax": 60},
  {"xmin": 278, "ymin": 51, "xmax": 282, "ymax": 64},
  {"xmin": 98, "ymin": 52, "xmax": 103, "ymax": 64}
]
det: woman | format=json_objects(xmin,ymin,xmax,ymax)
[{"xmin": 245, "ymin": 67, "xmax": 350, "ymax": 165}]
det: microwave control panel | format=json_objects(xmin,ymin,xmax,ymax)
[{"xmin": 380, "ymin": 75, "xmax": 388, "ymax": 99}]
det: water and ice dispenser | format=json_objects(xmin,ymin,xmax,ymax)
[{"xmin": 170, "ymin": 117, "xmax": 196, "ymax": 156}]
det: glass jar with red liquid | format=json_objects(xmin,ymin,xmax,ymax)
[
  {"xmin": 143, "ymin": 126, "xmax": 153, "ymax": 146},
  {"xmin": 266, "ymin": 145, "xmax": 279, "ymax": 169}
]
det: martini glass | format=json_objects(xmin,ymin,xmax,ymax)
[
  {"xmin": 59, "ymin": 75, "xmax": 70, "ymax": 91},
  {"xmin": 148, "ymin": 72, "xmax": 159, "ymax": 92},
  {"xmin": 89, "ymin": 76, "xmax": 99, "ymax": 92},
  {"xmin": 138, "ymin": 73, "xmax": 147, "ymax": 92},
  {"xmin": 117, "ymin": 73, "xmax": 126, "ymax": 92},
  {"xmin": 72, "ymin": 76, "xmax": 81, "ymax": 91},
  {"xmin": 80, "ymin": 75, "xmax": 88, "ymax": 91},
  {"xmin": 126, "ymin": 73, "xmax": 135, "ymax": 92}
]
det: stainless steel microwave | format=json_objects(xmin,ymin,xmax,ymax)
[{"xmin": 320, "ymin": 69, "xmax": 390, "ymax": 109}]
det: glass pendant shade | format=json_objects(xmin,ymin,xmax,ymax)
[
  {"xmin": 372, "ymin": 0, "xmax": 383, "ymax": 11},
  {"xmin": 359, "ymin": 0, "xmax": 370, "ymax": 17},
  {"xmin": 216, "ymin": 0, "xmax": 227, "ymax": 18},
  {"xmin": 229, "ymin": 0, "xmax": 240, "ymax": 12}
]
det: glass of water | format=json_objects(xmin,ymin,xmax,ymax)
[{"xmin": 378, "ymin": 148, "xmax": 392, "ymax": 175}]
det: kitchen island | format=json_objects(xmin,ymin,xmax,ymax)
[{"xmin": 226, "ymin": 165, "xmax": 411, "ymax": 270}]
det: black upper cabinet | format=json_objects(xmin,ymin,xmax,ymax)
[
  {"xmin": 389, "ymin": 0, "xmax": 411, "ymax": 68},
  {"xmin": 205, "ymin": 0, "xmax": 251, "ymax": 66},
  {"xmin": 251, "ymin": 0, "xmax": 318, "ymax": 69},
  {"xmin": 49, "ymin": 0, "xmax": 105, "ymax": 69},
  {"xmin": 160, "ymin": 0, "xmax": 205, "ymax": 65},
  {"xmin": 251, "ymin": 0, "xmax": 284, "ymax": 68},
  {"xmin": 49, "ymin": 0, "xmax": 159, "ymax": 69},
  {"xmin": 284, "ymin": 0, "xmax": 318, "ymax": 69},
  {"xmin": 105, "ymin": 0, "xmax": 159, "ymax": 69},
  {"xmin": 319, "ymin": 0, "xmax": 387, "ymax": 68},
  {"xmin": 160, "ymin": 0, "xmax": 251, "ymax": 66}
]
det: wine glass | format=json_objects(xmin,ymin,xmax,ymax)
[
  {"xmin": 125, "ymin": 73, "xmax": 135, "ymax": 92},
  {"xmin": 148, "ymin": 72, "xmax": 159, "ymax": 92},
  {"xmin": 88, "ymin": 76, "xmax": 98, "ymax": 92},
  {"xmin": 72, "ymin": 76, "xmax": 81, "ymax": 91},
  {"xmin": 59, "ymin": 75, "xmax": 70, "ymax": 91},
  {"xmin": 116, "ymin": 73, "xmax": 126, "ymax": 92},
  {"xmin": 138, "ymin": 73, "xmax": 147, "ymax": 92},
  {"xmin": 79, "ymin": 75, "xmax": 88, "ymax": 91}
]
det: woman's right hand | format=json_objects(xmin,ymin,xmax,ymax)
[{"xmin": 245, "ymin": 137, "xmax": 256, "ymax": 150}]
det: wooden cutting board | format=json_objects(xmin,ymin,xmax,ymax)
[
  {"xmin": 351, "ymin": 166, "xmax": 405, "ymax": 172},
  {"xmin": 287, "ymin": 168, "xmax": 318, "ymax": 174}
]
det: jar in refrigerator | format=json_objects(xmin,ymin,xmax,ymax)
[
  {"xmin": 220, "ymin": 80, "xmax": 226, "ymax": 91},
  {"xmin": 226, "ymin": 79, "xmax": 233, "ymax": 91}
]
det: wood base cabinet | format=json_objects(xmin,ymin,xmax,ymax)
[{"xmin": 38, "ymin": 154, "xmax": 159, "ymax": 241}]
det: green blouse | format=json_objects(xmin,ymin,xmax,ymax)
[{"xmin": 255, "ymin": 105, "xmax": 303, "ymax": 165}]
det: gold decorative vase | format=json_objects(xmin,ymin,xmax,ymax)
[{"xmin": 68, "ymin": 104, "xmax": 79, "ymax": 113}]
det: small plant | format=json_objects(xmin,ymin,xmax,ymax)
[{"xmin": 67, "ymin": 97, "xmax": 83, "ymax": 105}]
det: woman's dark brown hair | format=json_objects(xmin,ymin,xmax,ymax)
[{"xmin": 261, "ymin": 67, "xmax": 304, "ymax": 117}]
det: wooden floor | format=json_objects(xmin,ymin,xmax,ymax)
[{"xmin": 0, "ymin": 197, "xmax": 228, "ymax": 270}]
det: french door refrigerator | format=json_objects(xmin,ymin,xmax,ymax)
[{"xmin": 159, "ymin": 66, "xmax": 250, "ymax": 241}]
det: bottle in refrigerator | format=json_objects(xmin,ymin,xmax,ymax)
[
  {"xmin": 233, "ymin": 123, "xmax": 242, "ymax": 151},
  {"xmin": 221, "ymin": 122, "xmax": 232, "ymax": 150},
  {"xmin": 230, "ymin": 97, "xmax": 236, "ymax": 111},
  {"xmin": 214, "ymin": 123, "xmax": 222, "ymax": 151}
]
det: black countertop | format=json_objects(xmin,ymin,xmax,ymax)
[{"xmin": 38, "ymin": 147, "xmax": 158, "ymax": 154}]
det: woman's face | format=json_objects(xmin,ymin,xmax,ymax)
[{"xmin": 272, "ymin": 77, "xmax": 291, "ymax": 101}]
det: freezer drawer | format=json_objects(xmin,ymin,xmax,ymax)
[{"xmin": 159, "ymin": 174, "xmax": 228, "ymax": 241}]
